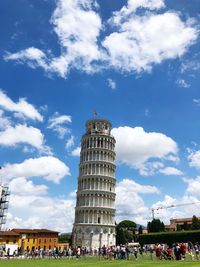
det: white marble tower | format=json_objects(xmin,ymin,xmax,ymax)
[{"xmin": 72, "ymin": 118, "xmax": 116, "ymax": 251}]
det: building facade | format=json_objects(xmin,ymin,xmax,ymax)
[
  {"xmin": 165, "ymin": 217, "xmax": 200, "ymax": 231},
  {"xmin": 0, "ymin": 229, "xmax": 59, "ymax": 251},
  {"xmin": 72, "ymin": 119, "xmax": 116, "ymax": 251}
]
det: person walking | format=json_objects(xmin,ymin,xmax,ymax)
[{"xmin": 133, "ymin": 246, "xmax": 138, "ymax": 260}]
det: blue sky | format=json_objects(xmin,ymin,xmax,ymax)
[{"xmin": 0, "ymin": 0, "xmax": 200, "ymax": 232}]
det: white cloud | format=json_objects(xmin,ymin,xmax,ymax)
[
  {"xmin": 107, "ymin": 78, "xmax": 116, "ymax": 90},
  {"xmin": 114, "ymin": 189, "xmax": 200, "ymax": 225},
  {"xmin": 5, "ymin": 1, "xmax": 198, "ymax": 77},
  {"xmin": 9, "ymin": 177, "xmax": 48, "ymax": 196},
  {"xmin": 181, "ymin": 59, "xmax": 200, "ymax": 74},
  {"xmin": 193, "ymin": 99, "xmax": 200, "ymax": 106},
  {"xmin": 0, "ymin": 124, "xmax": 49, "ymax": 152},
  {"xmin": 188, "ymin": 150, "xmax": 200, "ymax": 169},
  {"xmin": 0, "ymin": 90, "xmax": 43, "ymax": 121},
  {"xmin": 48, "ymin": 113, "xmax": 72, "ymax": 128},
  {"xmin": 111, "ymin": 0, "xmax": 165, "ymax": 23},
  {"xmin": 65, "ymin": 135, "xmax": 75, "ymax": 149},
  {"xmin": 48, "ymin": 112, "xmax": 72, "ymax": 139},
  {"xmin": 160, "ymin": 167, "xmax": 183, "ymax": 176},
  {"xmin": 50, "ymin": 0, "xmax": 103, "ymax": 75},
  {"xmin": 112, "ymin": 126, "xmax": 178, "ymax": 175},
  {"xmin": 152, "ymin": 195, "xmax": 177, "ymax": 210},
  {"xmin": 6, "ymin": 193, "xmax": 75, "ymax": 232},
  {"xmin": 180, "ymin": 195, "xmax": 200, "ymax": 217},
  {"xmin": 69, "ymin": 190, "xmax": 77, "ymax": 198},
  {"xmin": 103, "ymin": 3, "xmax": 198, "ymax": 73},
  {"xmin": 5, "ymin": 177, "xmax": 75, "ymax": 232},
  {"xmin": 176, "ymin": 79, "xmax": 190, "ymax": 88},
  {"xmin": 115, "ymin": 178, "xmax": 159, "ymax": 224},
  {"xmin": 4, "ymin": 0, "xmax": 103, "ymax": 78},
  {"xmin": 52, "ymin": 125, "xmax": 70, "ymax": 139},
  {"xmin": 151, "ymin": 194, "xmax": 200, "ymax": 223},
  {"xmin": 0, "ymin": 110, "xmax": 11, "ymax": 130},
  {"xmin": 117, "ymin": 179, "xmax": 160, "ymax": 194},
  {"xmin": 145, "ymin": 109, "xmax": 150, "ymax": 117},
  {"xmin": 22, "ymin": 146, "xmax": 35, "ymax": 154},
  {"xmin": 0, "ymin": 156, "xmax": 70, "ymax": 184},
  {"xmin": 4, "ymin": 47, "xmax": 49, "ymax": 71},
  {"xmin": 183, "ymin": 176, "xmax": 200, "ymax": 198},
  {"xmin": 151, "ymin": 195, "xmax": 178, "ymax": 221},
  {"xmin": 71, "ymin": 146, "xmax": 81, "ymax": 157}
]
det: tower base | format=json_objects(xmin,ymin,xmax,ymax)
[{"xmin": 72, "ymin": 224, "xmax": 116, "ymax": 252}]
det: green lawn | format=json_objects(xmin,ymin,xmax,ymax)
[{"xmin": 0, "ymin": 259, "xmax": 199, "ymax": 267}]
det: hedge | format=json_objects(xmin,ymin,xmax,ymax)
[{"xmin": 138, "ymin": 230, "xmax": 200, "ymax": 246}]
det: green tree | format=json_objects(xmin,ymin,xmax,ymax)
[
  {"xmin": 147, "ymin": 219, "xmax": 165, "ymax": 233},
  {"xmin": 58, "ymin": 233, "xmax": 72, "ymax": 244},
  {"xmin": 116, "ymin": 220, "xmax": 137, "ymax": 245},
  {"xmin": 118, "ymin": 220, "xmax": 137, "ymax": 231},
  {"xmin": 138, "ymin": 225, "xmax": 143, "ymax": 235},
  {"xmin": 191, "ymin": 215, "xmax": 200, "ymax": 230},
  {"xmin": 176, "ymin": 224, "xmax": 182, "ymax": 231},
  {"xmin": 116, "ymin": 225, "xmax": 126, "ymax": 245},
  {"xmin": 183, "ymin": 222, "xmax": 190, "ymax": 231}
]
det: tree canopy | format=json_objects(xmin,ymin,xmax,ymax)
[
  {"xmin": 118, "ymin": 220, "xmax": 137, "ymax": 230},
  {"xmin": 147, "ymin": 218, "xmax": 165, "ymax": 233},
  {"xmin": 191, "ymin": 215, "xmax": 200, "ymax": 230},
  {"xmin": 116, "ymin": 220, "xmax": 137, "ymax": 245}
]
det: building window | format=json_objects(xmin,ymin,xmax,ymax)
[
  {"xmin": 33, "ymin": 239, "xmax": 35, "ymax": 243},
  {"xmin": 39, "ymin": 239, "xmax": 41, "ymax": 244}
]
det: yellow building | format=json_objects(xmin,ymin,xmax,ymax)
[
  {"xmin": 0, "ymin": 229, "xmax": 59, "ymax": 251},
  {"xmin": 58, "ymin": 242, "xmax": 70, "ymax": 251},
  {"xmin": 0, "ymin": 230, "xmax": 19, "ymax": 245}
]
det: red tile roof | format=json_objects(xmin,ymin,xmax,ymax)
[
  {"xmin": 0, "ymin": 230, "xmax": 19, "ymax": 236},
  {"xmin": 12, "ymin": 229, "xmax": 59, "ymax": 234},
  {"xmin": 12, "ymin": 229, "xmax": 38, "ymax": 234}
]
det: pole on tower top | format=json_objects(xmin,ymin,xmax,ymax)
[{"xmin": 93, "ymin": 109, "xmax": 97, "ymax": 118}]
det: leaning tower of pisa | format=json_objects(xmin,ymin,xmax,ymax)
[{"xmin": 72, "ymin": 118, "xmax": 116, "ymax": 251}]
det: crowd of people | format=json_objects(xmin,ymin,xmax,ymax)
[
  {"xmin": 96, "ymin": 242, "xmax": 200, "ymax": 261},
  {"xmin": 154, "ymin": 242, "xmax": 199, "ymax": 260},
  {"xmin": 0, "ymin": 241, "xmax": 199, "ymax": 261}
]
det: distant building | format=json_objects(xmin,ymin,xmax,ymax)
[
  {"xmin": 0, "ymin": 229, "xmax": 59, "ymax": 251},
  {"xmin": 165, "ymin": 217, "xmax": 200, "ymax": 231},
  {"xmin": 135, "ymin": 229, "xmax": 148, "ymax": 235},
  {"xmin": 57, "ymin": 242, "xmax": 70, "ymax": 251},
  {"xmin": 72, "ymin": 118, "xmax": 116, "ymax": 250}
]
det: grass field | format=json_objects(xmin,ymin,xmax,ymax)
[{"xmin": 0, "ymin": 259, "xmax": 199, "ymax": 267}]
